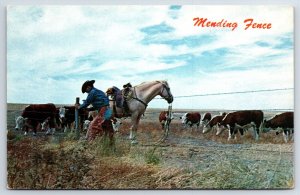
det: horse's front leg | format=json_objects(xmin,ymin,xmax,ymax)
[{"xmin": 130, "ymin": 113, "xmax": 142, "ymax": 145}]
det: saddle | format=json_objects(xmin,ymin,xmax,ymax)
[{"xmin": 106, "ymin": 83, "xmax": 133, "ymax": 117}]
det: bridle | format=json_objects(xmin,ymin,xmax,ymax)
[
  {"xmin": 131, "ymin": 81, "xmax": 173, "ymax": 108},
  {"xmin": 160, "ymin": 82, "xmax": 173, "ymax": 103}
]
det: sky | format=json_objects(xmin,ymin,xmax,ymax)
[{"xmin": 7, "ymin": 5, "xmax": 294, "ymax": 110}]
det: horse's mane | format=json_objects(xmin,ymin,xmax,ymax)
[{"xmin": 136, "ymin": 80, "xmax": 168, "ymax": 88}]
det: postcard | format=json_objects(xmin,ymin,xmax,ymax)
[{"xmin": 7, "ymin": 5, "xmax": 294, "ymax": 189}]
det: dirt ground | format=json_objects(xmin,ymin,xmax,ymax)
[{"xmin": 7, "ymin": 107, "xmax": 294, "ymax": 189}]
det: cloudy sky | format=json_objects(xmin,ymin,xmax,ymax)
[{"xmin": 7, "ymin": 5, "xmax": 293, "ymax": 110}]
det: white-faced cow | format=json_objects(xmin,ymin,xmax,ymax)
[
  {"xmin": 263, "ymin": 112, "xmax": 294, "ymax": 143},
  {"xmin": 219, "ymin": 110, "xmax": 263, "ymax": 141},
  {"xmin": 15, "ymin": 103, "xmax": 57, "ymax": 135},
  {"xmin": 83, "ymin": 111, "xmax": 122, "ymax": 133},
  {"xmin": 83, "ymin": 111, "xmax": 97, "ymax": 131},
  {"xmin": 111, "ymin": 117, "xmax": 122, "ymax": 132},
  {"xmin": 159, "ymin": 111, "xmax": 174, "ymax": 129},
  {"xmin": 201, "ymin": 112, "xmax": 212, "ymax": 127},
  {"xmin": 180, "ymin": 112, "xmax": 201, "ymax": 129},
  {"xmin": 59, "ymin": 106, "xmax": 90, "ymax": 132},
  {"xmin": 203, "ymin": 112, "xmax": 227, "ymax": 134}
]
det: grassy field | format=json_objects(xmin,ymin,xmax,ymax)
[{"xmin": 7, "ymin": 104, "xmax": 294, "ymax": 189}]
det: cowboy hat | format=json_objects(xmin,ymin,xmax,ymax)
[{"xmin": 81, "ymin": 80, "xmax": 95, "ymax": 93}]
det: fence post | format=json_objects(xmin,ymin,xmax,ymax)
[{"xmin": 75, "ymin": 97, "xmax": 80, "ymax": 139}]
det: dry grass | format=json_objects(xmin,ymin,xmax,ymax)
[{"xmin": 6, "ymin": 107, "xmax": 294, "ymax": 189}]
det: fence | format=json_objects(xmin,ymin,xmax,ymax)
[
  {"xmin": 7, "ymin": 87, "xmax": 294, "ymax": 112},
  {"xmin": 6, "ymin": 87, "xmax": 293, "ymax": 131}
]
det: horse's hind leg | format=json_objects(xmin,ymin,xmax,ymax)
[{"xmin": 130, "ymin": 113, "xmax": 142, "ymax": 145}]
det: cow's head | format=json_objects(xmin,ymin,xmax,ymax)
[
  {"xmin": 201, "ymin": 119, "xmax": 210, "ymax": 127},
  {"xmin": 111, "ymin": 118, "xmax": 122, "ymax": 132},
  {"xmin": 180, "ymin": 113, "xmax": 188, "ymax": 125},
  {"xmin": 15, "ymin": 116, "xmax": 25, "ymax": 131},
  {"xmin": 261, "ymin": 119, "xmax": 272, "ymax": 133},
  {"xmin": 58, "ymin": 107, "xmax": 67, "ymax": 125},
  {"xmin": 83, "ymin": 120, "xmax": 91, "ymax": 131},
  {"xmin": 202, "ymin": 124, "xmax": 212, "ymax": 134},
  {"xmin": 59, "ymin": 107, "xmax": 66, "ymax": 118}
]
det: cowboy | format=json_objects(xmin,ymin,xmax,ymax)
[{"xmin": 75, "ymin": 80, "xmax": 113, "ymax": 141}]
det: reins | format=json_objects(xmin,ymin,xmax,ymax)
[{"xmin": 142, "ymin": 103, "xmax": 173, "ymax": 146}]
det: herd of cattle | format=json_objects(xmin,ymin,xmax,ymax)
[
  {"xmin": 159, "ymin": 110, "xmax": 294, "ymax": 143},
  {"xmin": 13, "ymin": 103, "xmax": 293, "ymax": 143},
  {"xmin": 14, "ymin": 103, "xmax": 122, "ymax": 136}
]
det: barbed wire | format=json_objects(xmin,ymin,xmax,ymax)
[
  {"xmin": 155, "ymin": 87, "xmax": 293, "ymax": 99},
  {"xmin": 8, "ymin": 87, "xmax": 294, "ymax": 115}
]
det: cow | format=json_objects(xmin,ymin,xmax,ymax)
[
  {"xmin": 219, "ymin": 110, "xmax": 263, "ymax": 141},
  {"xmin": 201, "ymin": 112, "xmax": 212, "ymax": 127},
  {"xmin": 83, "ymin": 111, "xmax": 122, "ymax": 132},
  {"xmin": 159, "ymin": 111, "xmax": 174, "ymax": 129},
  {"xmin": 83, "ymin": 111, "xmax": 98, "ymax": 131},
  {"xmin": 58, "ymin": 106, "xmax": 90, "ymax": 132},
  {"xmin": 180, "ymin": 112, "xmax": 201, "ymax": 129},
  {"xmin": 203, "ymin": 112, "xmax": 227, "ymax": 134},
  {"xmin": 263, "ymin": 112, "xmax": 294, "ymax": 143},
  {"xmin": 15, "ymin": 103, "xmax": 57, "ymax": 135},
  {"xmin": 111, "ymin": 117, "xmax": 122, "ymax": 132},
  {"xmin": 83, "ymin": 120, "xmax": 91, "ymax": 132}
]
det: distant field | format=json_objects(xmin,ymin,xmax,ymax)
[{"xmin": 7, "ymin": 103, "xmax": 294, "ymax": 189}]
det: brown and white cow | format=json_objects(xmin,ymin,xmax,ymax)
[
  {"xmin": 201, "ymin": 112, "xmax": 212, "ymax": 127},
  {"xmin": 219, "ymin": 110, "xmax": 263, "ymax": 141},
  {"xmin": 83, "ymin": 111, "xmax": 97, "ymax": 131},
  {"xmin": 180, "ymin": 112, "xmax": 201, "ymax": 129},
  {"xmin": 15, "ymin": 103, "xmax": 57, "ymax": 135},
  {"xmin": 203, "ymin": 112, "xmax": 227, "ymax": 134},
  {"xmin": 111, "ymin": 117, "xmax": 122, "ymax": 132},
  {"xmin": 83, "ymin": 111, "xmax": 122, "ymax": 133},
  {"xmin": 263, "ymin": 112, "xmax": 294, "ymax": 143},
  {"xmin": 58, "ymin": 106, "xmax": 90, "ymax": 132},
  {"xmin": 159, "ymin": 111, "xmax": 174, "ymax": 129}
]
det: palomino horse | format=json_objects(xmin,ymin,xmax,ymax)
[{"xmin": 110, "ymin": 80, "xmax": 173, "ymax": 144}]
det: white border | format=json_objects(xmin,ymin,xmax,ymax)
[{"xmin": 1, "ymin": 0, "xmax": 299, "ymax": 195}]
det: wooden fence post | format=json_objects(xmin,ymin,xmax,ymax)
[{"xmin": 75, "ymin": 97, "xmax": 80, "ymax": 139}]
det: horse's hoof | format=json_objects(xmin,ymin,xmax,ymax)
[{"xmin": 131, "ymin": 140, "xmax": 139, "ymax": 145}]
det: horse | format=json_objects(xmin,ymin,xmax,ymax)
[{"xmin": 109, "ymin": 80, "xmax": 173, "ymax": 144}]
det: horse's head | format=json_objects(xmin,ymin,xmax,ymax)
[{"xmin": 159, "ymin": 81, "xmax": 173, "ymax": 104}]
